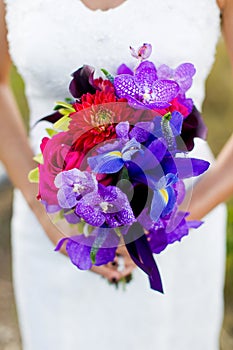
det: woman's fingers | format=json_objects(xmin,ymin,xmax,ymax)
[
  {"xmin": 90, "ymin": 265, "xmax": 122, "ymax": 282},
  {"xmin": 90, "ymin": 244, "xmax": 136, "ymax": 282}
]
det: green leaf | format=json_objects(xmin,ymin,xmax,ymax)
[
  {"xmin": 52, "ymin": 210, "xmax": 65, "ymax": 224},
  {"xmin": 101, "ymin": 68, "xmax": 115, "ymax": 83},
  {"xmin": 28, "ymin": 167, "xmax": 39, "ymax": 183},
  {"xmin": 90, "ymin": 229, "xmax": 107, "ymax": 264},
  {"xmin": 65, "ymin": 97, "xmax": 75, "ymax": 103},
  {"xmin": 53, "ymin": 101, "xmax": 75, "ymax": 112},
  {"xmin": 161, "ymin": 112, "xmax": 176, "ymax": 150},
  {"xmin": 46, "ymin": 128, "xmax": 59, "ymax": 137},
  {"xmin": 33, "ymin": 153, "xmax": 44, "ymax": 164},
  {"xmin": 54, "ymin": 115, "xmax": 71, "ymax": 131},
  {"xmin": 59, "ymin": 108, "xmax": 72, "ymax": 116},
  {"xmin": 114, "ymin": 227, "xmax": 122, "ymax": 237}
]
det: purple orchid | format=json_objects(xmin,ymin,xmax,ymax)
[
  {"xmin": 117, "ymin": 63, "xmax": 133, "ymax": 76},
  {"xmin": 138, "ymin": 206, "xmax": 201, "ymax": 254},
  {"xmin": 55, "ymin": 227, "xmax": 120, "ymax": 270},
  {"xmin": 114, "ymin": 60, "xmax": 180, "ymax": 110},
  {"xmin": 54, "ymin": 169, "xmax": 97, "ymax": 209},
  {"xmin": 148, "ymin": 211, "xmax": 202, "ymax": 254},
  {"xmin": 75, "ymin": 184, "xmax": 136, "ymax": 228},
  {"xmin": 157, "ymin": 63, "xmax": 196, "ymax": 95}
]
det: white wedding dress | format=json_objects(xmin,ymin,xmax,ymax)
[{"xmin": 4, "ymin": 0, "xmax": 227, "ymax": 349}]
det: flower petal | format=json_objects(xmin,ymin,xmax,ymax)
[
  {"xmin": 117, "ymin": 64, "xmax": 134, "ymax": 75},
  {"xmin": 151, "ymin": 80, "xmax": 179, "ymax": 107},
  {"xmin": 114, "ymin": 74, "xmax": 140, "ymax": 99},
  {"xmin": 88, "ymin": 152, "xmax": 124, "ymax": 174},
  {"xmin": 69, "ymin": 65, "xmax": 97, "ymax": 98},
  {"xmin": 134, "ymin": 61, "xmax": 157, "ymax": 91},
  {"xmin": 57, "ymin": 186, "xmax": 78, "ymax": 208},
  {"xmin": 75, "ymin": 203, "xmax": 105, "ymax": 227},
  {"xmin": 157, "ymin": 64, "xmax": 173, "ymax": 80},
  {"xmin": 150, "ymin": 190, "xmax": 167, "ymax": 222},
  {"xmin": 174, "ymin": 63, "xmax": 196, "ymax": 94}
]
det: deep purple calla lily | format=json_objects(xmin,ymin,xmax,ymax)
[
  {"xmin": 69, "ymin": 65, "xmax": 97, "ymax": 98},
  {"xmin": 181, "ymin": 106, "xmax": 208, "ymax": 151}
]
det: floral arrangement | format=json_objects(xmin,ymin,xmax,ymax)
[{"xmin": 29, "ymin": 44, "xmax": 209, "ymax": 293}]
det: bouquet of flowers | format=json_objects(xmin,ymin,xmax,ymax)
[{"xmin": 29, "ymin": 44, "xmax": 209, "ymax": 293}]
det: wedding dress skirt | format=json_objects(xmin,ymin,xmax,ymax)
[{"xmin": 5, "ymin": 0, "xmax": 226, "ymax": 349}]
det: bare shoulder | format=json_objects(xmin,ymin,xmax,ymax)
[{"xmin": 0, "ymin": 0, "xmax": 11, "ymax": 83}]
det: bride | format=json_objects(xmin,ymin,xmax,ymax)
[{"xmin": 0, "ymin": 0, "xmax": 232, "ymax": 349}]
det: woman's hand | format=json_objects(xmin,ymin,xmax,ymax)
[{"xmin": 91, "ymin": 245, "xmax": 136, "ymax": 283}]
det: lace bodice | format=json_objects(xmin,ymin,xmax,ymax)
[{"xmin": 4, "ymin": 0, "xmax": 220, "ymax": 126}]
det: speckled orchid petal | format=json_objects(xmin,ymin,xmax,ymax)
[
  {"xmin": 75, "ymin": 185, "xmax": 135, "ymax": 228},
  {"xmin": 157, "ymin": 64, "xmax": 173, "ymax": 80},
  {"xmin": 150, "ymin": 80, "xmax": 180, "ymax": 108},
  {"xmin": 134, "ymin": 61, "xmax": 158, "ymax": 92},
  {"xmin": 75, "ymin": 202, "xmax": 106, "ymax": 227},
  {"xmin": 55, "ymin": 169, "xmax": 97, "ymax": 209},
  {"xmin": 105, "ymin": 209, "xmax": 135, "ymax": 227},
  {"xmin": 55, "ymin": 230, "xmax": 120, "ymax": 269},
  {"xmin": 114, "ymin": 74, "xmax": 140, "ymax": 99},
  {"xmin": 174, "ymin": 63, "xmax": 196, "ymax": 94}
]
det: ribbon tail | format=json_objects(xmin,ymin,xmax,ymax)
[{"xmin": 124, "ymin": 222, "xmax": 164, "ymax": 293}]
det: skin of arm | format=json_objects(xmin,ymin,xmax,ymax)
[
  {"xmin": 0, "ymin": 0, "xmax": 134, "ymax": 281},
  {"xmin": 185, "ymin": 0, "xmax": 233, "ymax": 220}
]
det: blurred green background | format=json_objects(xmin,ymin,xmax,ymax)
[{"xmin": 1, "ymin": 37, "xmax": 233, "ymax": 349}]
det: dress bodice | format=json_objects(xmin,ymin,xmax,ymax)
[{"xmin": 4, "ymin": 0, "xmax": 220, "ymax": 126}]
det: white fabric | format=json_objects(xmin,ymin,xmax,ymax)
[{"xmin": 4, "ymin": 0, "xmax": 227, "ymax": 349}]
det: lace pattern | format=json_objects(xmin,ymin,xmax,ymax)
[{"xmin": 4, "ymin": 0, "xmax": 220, "ymax": 121}]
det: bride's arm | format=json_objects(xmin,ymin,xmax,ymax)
[
  {"xmin": 0, "ymin": 0, "xmax": 66, "ymax": 245},
  {"xmin": 0, "ymin": 0, "xmax": 133, "ymax": 281},
  {"xmin": 185, "ymin": 0, "xmax": 233, "ymax": 220}
]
